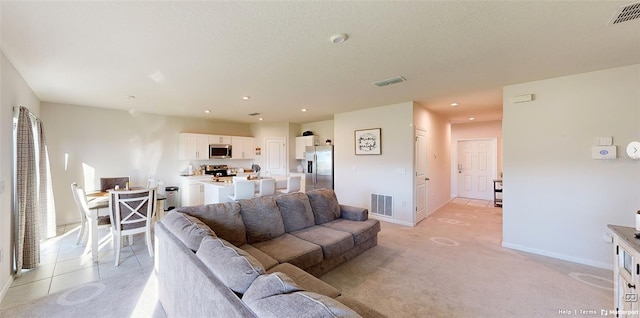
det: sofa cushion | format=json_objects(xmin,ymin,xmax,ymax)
[
  {"xmin": 245, "ymin": 291, "xmax": 362, "ymax": 318},
  {"xmin": 320, "ymin": 219, "xmax": 381, "ymax": 245},
  {"xmin": 242, "ymin": 272, "xmax": 302, "ymax": 303},
  {"xmin": 336, "ymin": 296, "xmax": 387, "ymax": 318},
  {"xmin": 176, "ymin": 202, "xmax": 247, "ymax": 246},
  {"xmin": 196, "ymin": 236, "xmax": 265, "ymax": 294},
  {"xmin": 239, "ymin": 196, "xmax": 286, "ymax": 244},
  {"xmin": 252, "ymin": 234, "xmax": 323, "ymax": 270},
  {"xmin": 161, "ymin": 211, "xmax": 217, "ymax": 251},
  {"xmin": 267, "ymin": 263, "xmax": 341, "ymax": 298},
  {"xmin": 240, "ymin": 244, "xmax": 279, "ymax": 270},
  {"xmin": 290, "ymin": 225, "xmax": 354, "ymax": 259},
  {"xmin": 276, "ymin": 192, "xmax": 316, "ymax": 232},
  {"xmin": 306, "ymin": 189, "xmax": 341, "ymax": 225}
]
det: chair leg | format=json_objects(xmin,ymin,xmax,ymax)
[
  {"xmin": 75, "ymin": 220, "xmax": 86, "ymax": 245},
  {"xmin": 114, "ymin": 235, "xmax": 121, "ymax": 267},
  {"xmin": 146, "ymin": 229, "xmax": 154, "ymax": 257}
]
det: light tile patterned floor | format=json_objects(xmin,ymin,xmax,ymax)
[{"xmin": 0, "ymin": 223, "xmax": 154, "ymax": 309}]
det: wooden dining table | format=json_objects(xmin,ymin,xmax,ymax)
[{"xmin": 85, "ymin": 188, "xmax": 165, "ymax": 263}]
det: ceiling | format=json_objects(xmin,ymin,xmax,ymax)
[{"xmin": 1, "ymin": 1, "xmax": 639, "ymax": 124}]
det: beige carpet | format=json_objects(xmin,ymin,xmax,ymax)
[{"xmin": 320, "ymin": 201, "xmax": 612, "ymax": 318}]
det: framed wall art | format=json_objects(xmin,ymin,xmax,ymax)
[{"xmin": 355, "ymin": 128, "xmax": 381, "ymax": 155}]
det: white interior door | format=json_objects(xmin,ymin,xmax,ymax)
[
  {"xmin": 415, "ymin": 129, "xmax": 428, "ymax": 223},
  {"xmin": 457, "ymin": 139, "xmax": 496, "ymax": 200},
  {"xmin": 265, "ymin": 137, "xmax": 286, "ymax": 176}
]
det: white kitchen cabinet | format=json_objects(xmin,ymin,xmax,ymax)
[
  {"xmin": 209, "ymin": 135, "xmax": 232, "ymax": 144},
  {"xmin": 180, "ymin": 176, "xmax": 210, "ymax": 207},
  {"xmin": 609, "ymin": 225, "xmax": 640, "ymax": 317},
  {"xmin": 178, "ymin": 133, "xmax": 210, "ymax": 160},
  {"xmin": 231, "ymin": 136, "xmax": 256, "ymax": 159},
  {"xmin": 295, "ymin": 136, "xmax": 318, "ymax": 159}
]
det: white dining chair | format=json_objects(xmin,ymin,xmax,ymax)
[
  {"xmin": 109, "ymin": 188, "xmax": 156, "ymax": 266},
  {"xmin": 276, "ymin": 176, "xmax": 302, "ymax": 194},
  {"xmin": 70, "ymin": 182, "xmax": 111, "ymax": 245},
  {"xmin": 256, "ymin": 178, "xmax": 276, "ymax": 197},
  {"xmin": 232, "ymin": 176, "xmax": 248, "ymax": 183},
  {"xmin": 228, "ymin": 180, "xmax": 255, "ymax": 201}
]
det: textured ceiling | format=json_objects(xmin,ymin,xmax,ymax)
[{"xmin": 1, "ymin": 1, "xmax": 639, "ymax": 124}]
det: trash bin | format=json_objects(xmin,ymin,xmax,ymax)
[{"xmin": 164, "ymin": 186, "xmax": 179, "ymax": 211}]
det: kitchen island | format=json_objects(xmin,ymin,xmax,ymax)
[{"xmin": 200, "ymin": 176, "xmax": 288, "ymax": 204}]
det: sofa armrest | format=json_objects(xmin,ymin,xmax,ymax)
[{"xmin": 339, "ymin": 204, "xmax": 368, "ymax": 221}]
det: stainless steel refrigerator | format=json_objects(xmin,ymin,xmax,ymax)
[{"xmin": 305, "ymin": 145, "xmax": 334, "ymax": 190}]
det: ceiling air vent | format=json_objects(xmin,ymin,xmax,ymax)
[
  {"xmin": 372, "ymin": 76, "xmax": 406, "ymax": 87},
  {"xmin": 608, "ymin": 1, "xmax": 640, "ymax": 25},
  {"xmin": 248, "ymin": 112, "xmax": 261, "ymax": 116}
]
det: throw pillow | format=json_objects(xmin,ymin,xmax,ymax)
[
  {"xmin": 176, "ymin": 202, "xmax": 247, "ymax": 246},
  {"xmin": 238, "ymin": 196, "xmax": 286, "ymax": 244},
  {"xmin": 306, "ymin": 189, "xmax": 341, "ymax": 225},
  {"xmin": 161, "ymin": 211, "xmax": 217, "ymax": 251},
  {"xmin": 196, "ymin": 236, "xmax": 265, "ymax": 294},
  {"xmin": 276, "ymin": 192, "xmax": 316, "ymax": 232}
]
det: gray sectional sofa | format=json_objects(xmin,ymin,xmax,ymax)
[{"xmin": 155, "ymin": 188, "xmax": 384, "ymax": 317}]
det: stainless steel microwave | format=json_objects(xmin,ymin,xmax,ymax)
[{"xmin": 209, "ymin": 144, "xmax": 232, "ymax": 159}]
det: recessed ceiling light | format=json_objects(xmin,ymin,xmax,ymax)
[
  {"xmin": 204, "ymin": 110, "xmax": 211, "ymax": 114},
  {"xmin": 450, "ymin": 102, "xmax": 459, "ymax": 107},
  {"xmin": 242, "ymin": 96, "xmax": 250, "ymax": 100},
  {"xmin": 469, "ymin": 117, "xmax": 475, "ymax": 121},
  {"xmin": 301, "ymin": 108, "xmax": 307, "ymax": 112},
  {"xmin": 259, "ymin": 118, "xmax": 264, "ymax": 121},
  {"xmin": 330, "ymin": 34, "xmax": 348, "ymax": 44}
]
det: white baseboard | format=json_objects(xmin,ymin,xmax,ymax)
[
  {"xmin": 369, "ymin": 214, "xmax": 414, "ymax": 227},
  {"xmin": 502, "ymin": 242, "xmax": 613, "ymax": 270},
  {"xmin": 0, "ymin": 274, "xmax": 14, "ymax": 304}
]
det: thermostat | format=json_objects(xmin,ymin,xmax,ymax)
[
  {"xmin": 592, "ymin": 146, "xmax": 616, "ymax": 160},
  {"xmin": 627, "ymin": 141, "xmax": 640, "ymax": 159}
]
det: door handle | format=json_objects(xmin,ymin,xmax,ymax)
[
  {"xmin": 629, "ymin": 283, "xmax": 636, "ymax": 289},
  {"xmin": 425, "ymin": 178, "xmax": 429, "ymax": 181}
]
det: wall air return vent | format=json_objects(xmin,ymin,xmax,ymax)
[
  {"xmin": 372, "ymin": 76, "xmax": 406, "ymax": 87},
  {"xmin": 370, "ymin": 193, "xmax": 393, "ymax": 217},
  {"xmin": 608, "ymin": 1, "xmax": 640, "ymax": 25}
]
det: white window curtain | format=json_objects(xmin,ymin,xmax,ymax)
[{"xmin": 13, "ymin": 106, "xmax": 56, "ymax": 274}]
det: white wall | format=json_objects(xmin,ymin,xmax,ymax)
[
  {"xmin": 502, "ymin": 64, "xmax": 640, "ymax": 269},
  {"xmin": 450, "ymin": 120, "xmax": 503, "ymax": 198},
  {"xmin": 301, "ymin": 120, "xmax": 334, "ymax": 145},
  {"xmin": 334, "ymin": 102, "xmax": 450, "ymax": 226},
  {"xmin": 41, "ymin": 102, "xmax": 251, "ymax": 225},
  {"xmin": 0, "ymin": 52, "xmax": 42, "ymax": 300}
]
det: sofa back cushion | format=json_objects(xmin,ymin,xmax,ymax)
[
  {"xmin": 196, "ymin": 236, "xmax": 265, "ymax": 295},
  {"xmin": 176, "ymin": 202, "xmax": 247, "ymax": 246},
  {"xmin": 161, "ymin": 211, "xmax": 217, "ymax": 251},
  {"xmin": 276, "ymin": 192, "xmax": 316, "ymax": 232},
  {"xmin": 239, "ymin": 196, "xmax": 286, "ymax": 244},
  {"xmin": 306, "ymin": 189, "xmax": 341, "ymax": 225}
]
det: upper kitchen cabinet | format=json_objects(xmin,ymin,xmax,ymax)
[
  {"xmin": 231, "ymin": 136, "xmax": 255, "ymax": 159},
  {"xmin": 295, "ymin": 135, "xmax": 318, "ymax": 159},
  {"xmin": 209, "ymin": 135, "xmax": 232, "ymax": 144},
  {"xmin": 178, "ymin": 133, "xmax": 210, "ymax": 160}
]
